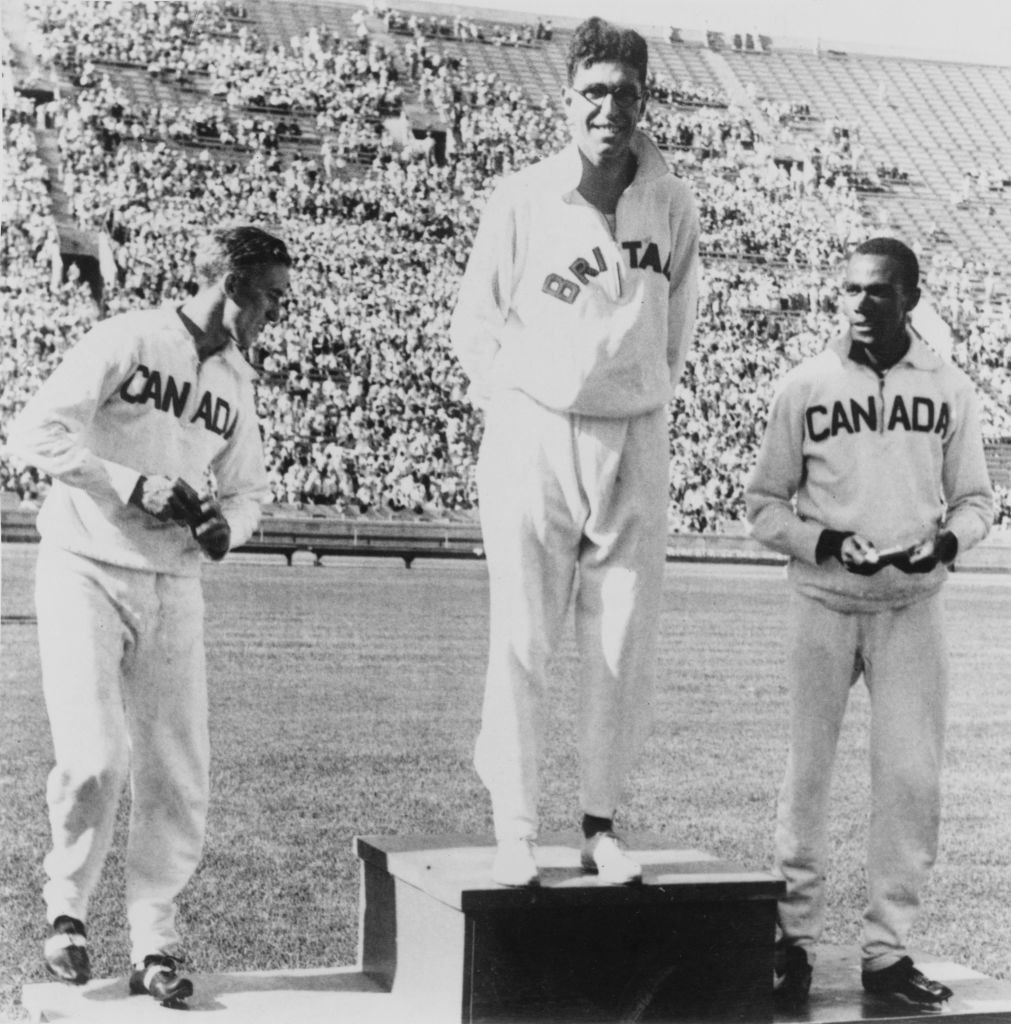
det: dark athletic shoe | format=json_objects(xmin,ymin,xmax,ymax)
[
  {"xmin": 129, "ymin": 953, "xmax": 194, "ymax": 1007},
  {"xmin": 773, "ymin": 943, "xmax": 812, "ymax": 1010},
  {"xmin": 862, "ymin": 956, "xmax": 952, "ymax": 1008},
  {"xmin": 43, "ymin": 916, "xmax": 91, "ymax": 985}
]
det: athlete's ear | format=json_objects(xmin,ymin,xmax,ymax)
[
  {"xmin": 222, "ymin": 272, "xmax": 239, "ymax": 299},
  {"xmin": 905, "ymin": 285, "xmax": 921, "ymax": 314}
]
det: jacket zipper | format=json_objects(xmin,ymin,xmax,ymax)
[
  {"xmin": 878, "ymin": 369, "xmax": 887, "ymax": 434},
  {"xmin": 605, "ymin": 201, "xmax": 622, "ymax": 299}
]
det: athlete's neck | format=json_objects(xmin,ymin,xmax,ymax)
[
  {"xmin": 850, "ymin": 331, "xmax": 911, "ymax": 374},
  {"xmin": 577, "ymin": 150, "xmax": 637, "ymax": 215},
  {"xmin": 177, "ymin": 290, "xmax": 230, "ymax": 362}
]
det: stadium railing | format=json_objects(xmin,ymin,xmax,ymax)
[
  {"xmin": 4, "ymin": 508, "xmax": 1010, "ymax": 571},
  {"xmin": 0, "ymin": 507, "xmax": 484, "ymax": 568}
]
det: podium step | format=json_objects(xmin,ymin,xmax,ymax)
[
  {"xmin": 777, "ymin": 946, "xmax": 1011, "ymax": 1024},
  {"xmin": 21, "ymin": 966, "xmax": 395, "ymax": 1024},
  {"xmin": 356, "ymin": 833, "xmax": 784, "ymax": 1022}
]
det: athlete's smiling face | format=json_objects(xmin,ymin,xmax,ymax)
[{"xmin": 564, "ymin": 60, "xmax": 646, "ymax": 168}]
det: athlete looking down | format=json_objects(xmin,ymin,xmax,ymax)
[{"xmin": 6, "ymin": 225, "xmax": 291, "ymax": 1007}]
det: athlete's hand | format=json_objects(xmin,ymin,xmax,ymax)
[
  {"xmin": 839, "ymin": 533, "xmax": 885, "ymax": 575},
  {"xmin": 129, "ymin": 475, "xmax": 203, "ymax": 525},
  {"xmin": 190, "ymin": 498, "xmax": 231, "ymax": 560},
  {"xmin": 892, "ymin": 531, "xmax": 958, "ymax": 574}
]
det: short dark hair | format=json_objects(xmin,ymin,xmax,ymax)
[
  {"xmin": 852, "ymin": 237, "xmax": 919, "ymax": 292},
  {"xmin": 566, "ymin": 17, "xmax": 648, "ymax": 87},
  {"xmin": 194, "ymin": 225, "xmax": 293, "ymax": 285}
]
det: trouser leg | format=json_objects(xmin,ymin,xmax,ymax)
[
  {"xmin": 574, "ymin": 407, "xmax": 668, "ymax": 819},
  {"xmin": 775, "ymin": 593, "xmax": 858, "ymax": 958},
  {"xmin": 474, "ymin": 392, "xmax": 580, "ymax": 841},
  {"xmin": 861, "ymin": 594, "xmax": 948, "ymax": 971},
  {"xmin": 124, "ymin": 574, "xmax": 209, "ymax": 964},
  {"xmin": 36, "ymin": 546, "xmax": 132, "ymax": 927}
]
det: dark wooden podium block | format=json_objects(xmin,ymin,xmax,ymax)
[{"xmin": 355, "ymin": 834, "xmax": 784, "ymax": 1023}]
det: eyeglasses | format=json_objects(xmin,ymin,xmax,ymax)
[{"xmin": 574, "ymin": 83, "xmax": 645, "ymax": 110}]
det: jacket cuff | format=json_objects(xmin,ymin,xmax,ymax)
[
  {"xmin": 815, "ymin": 529, "xmax": 853, "ymax": 564},
  {"xmin": 935, "ymin": 530, "xmax": 958, "ymax": 564}
]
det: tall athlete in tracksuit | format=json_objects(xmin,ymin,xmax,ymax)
[
  {"xmin": 746, "ymin": 237, "xmax": 993, "ymax": 1009},
  {"xmin": 5, "ymin": 226, "xmax": 291, "ymax": 1006},
  {"xmin": 451, "ymin": 17, "xmax": 699, "ymax": 887}
]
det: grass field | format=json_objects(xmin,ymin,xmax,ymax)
[{"xmin": 1, "ymin": 544, "xmax": 1009, "ymax": 1022}]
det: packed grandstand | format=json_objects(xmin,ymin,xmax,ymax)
[{"xmin": 2, "ymin": 0, "xmax": 1010, "ymax": 532}]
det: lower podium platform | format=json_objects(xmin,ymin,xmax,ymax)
[
  {"xmin": 21, "ymin": 834, "xmax": 1011, "ymax": 1024},
  {"xmin": 356, "ymin": 833, "xmax": 783, "ymax": 1022},
  {"xmin": 21, "ymin": 966, "xmax": 392, "ymax": 1024},
  {"xmin": 22, "ymin": 953, "xmax": 1011, "ymax": 1024}
]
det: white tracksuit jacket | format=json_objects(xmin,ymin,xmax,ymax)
[
  {"xmin": 746, "ymin": 331, "xmax": 993, "ymax": 611},
  {"xmin": 450, "ymin": 130, "xmax": 700, "ymax": 416},
  {"xmin": 5, "ymin": 305, "xmax": 270, "ymax": 573}
]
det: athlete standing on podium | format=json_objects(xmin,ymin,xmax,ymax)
[{"xmin": 451, "ymin": 17, "xmax": 700, "ymax": 887}]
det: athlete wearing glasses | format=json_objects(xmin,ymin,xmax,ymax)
[{"xmin": 451, "ymin": 16, "xmax": 700, "ymax": 888}]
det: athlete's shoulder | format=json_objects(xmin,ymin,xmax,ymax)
[
  {"xmin": 662, "ymin": 175, "xmax": 700, "ymax": 230},
  {"xmin": 763, "ymin": 343, "xmax": 840, "ymax": 414},
  {"xmin": 497, "ymin": 148, "xmax": 569, "ymax": 194},
  {"xmin": 474, "ymin": 152, "xmax": 569, "ymax": 229},
  {"xmin": 935, "ymin": 361, "xmax": 985, "ymax": 419},
  {"xmin": 783, "ymin": 337, "xmax": 845, "ymax": 384},
  {"xmin": 931, "ymin": 352, "xmax": 975, "ymax": 390},
  {"xmin": 632, "ymin": 131, "xmax": 692, "ymax": 188},
  {"xmin": 87, "ymin": 305, "xmax": 173, "ymax": 338},
  {"xmin": 907, "ymin": 336, "xmax": 977, "ymax": 394},
  {"xmin": 70, "ymin": 307, "xmax": 155, "ymax": 354},
  {"xmin": 78, "ymin": 307, "xmax": 191, "ymax": 375},
  {"xmin": 665, "ymin": 173, "xmax": 697, "ymax": 203},
  {"xmin": 643, "ymin": 169, "xmax": 697, "ymax": 220}
]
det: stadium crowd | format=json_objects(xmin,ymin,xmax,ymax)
[
  {"xmin": 3, "ymin": 0, "xmax": 1010, "ymax": 529},
  {"xmin": 927, "ymin": 250, "xmax": 1011, "ymax": 427},
  {"xmin": 26, "ymin": 0, "xmax": 250, "ymax": 81},
  {"xmin": 1, "ymin": 100, "xmax": 101, "ymax": 506}
]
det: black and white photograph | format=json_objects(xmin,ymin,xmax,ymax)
[{"xmin": 1, "ymin": 0, "xmax": 1009, "ymax": 1021}]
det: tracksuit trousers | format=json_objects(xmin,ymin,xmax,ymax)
[
  {"xmin": 474, "ymin": 389, "xmax": 669, "ymax": 842},
  {"xmin": 775, "ymin": 590, "xmax": 949, "ymax": 971},
  {"xmin": 35, "ymin": 543, "xmax": 209, "ymax": 965}
]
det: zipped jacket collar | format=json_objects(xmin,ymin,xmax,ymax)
[
  {"xmin": 828, "ymin": 329, "xmax": 943, "ymax": 374},
  {"xmin": 554, "ymin": 130, "xmax": 672, "ymax": 199}
]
